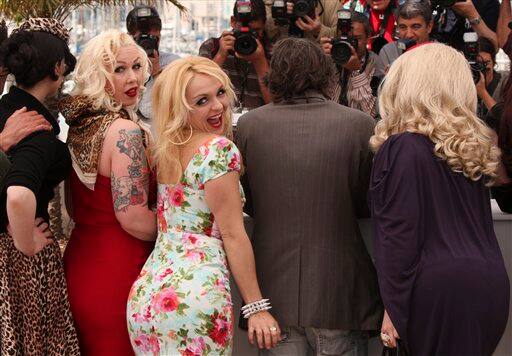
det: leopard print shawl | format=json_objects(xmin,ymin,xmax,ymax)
[{"xmin": 59, "ymin": 95, "xmax": 151, "ymax": 190}]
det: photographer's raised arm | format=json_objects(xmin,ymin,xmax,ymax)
[
  {"xmin": 497, "ymin": 0, "xmax": 511, "ymax": 48},
  {"xmin": 452, "ymin": 0, "xmax": 498, "ymax": 50}
]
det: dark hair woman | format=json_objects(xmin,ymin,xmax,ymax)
[{"xmin": 0, "ymin": 18, "xmax": 79, "ymax": 354}]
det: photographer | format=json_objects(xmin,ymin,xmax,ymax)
[
  {"xmin": 321, "ymin": 12, "xmax": 378, "ymax": 118},
  {"xmin": 433, "ymin": 0, "xmax": 499, "ymax": 51},
  {"xmin": 265, "ymin": 0, "xmax": 343, "ymax": 42},
  {"xmin": 374, "ymin": 1, "xmax": 433, "ymax": 79},
  {"xmin": 199, "ymin": 0, "xmax": 271, "ymax": 110},
  {"xmin": 126, "ymin": 5, "xmax": 180, "ymax": 128},
  {"xmin": 475, "ymin": 36, "xmax": 507, "ymax": 118},
  {"xmin": 340, "ymin": 0, "xmax": 397, "ymax": 54}
]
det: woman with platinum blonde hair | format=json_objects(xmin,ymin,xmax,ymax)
[
  {"xmin": 127, "ymin": 56, "xmax": 280, "ymax": 355},
  {"xmin": 370, "ymin": 42, "xmax": 509, "ymax": 355},
  {"xmin": 59, "ymin": 29, "xmax": 157, "ymax": 355}
]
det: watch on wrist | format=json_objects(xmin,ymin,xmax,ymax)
[{"xmin": 468, "ymin": 16, "xmax": 482, "ymax": 26}]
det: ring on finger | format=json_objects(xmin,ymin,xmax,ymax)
[
  {"xmin": 269, "ymin": 326, "xmax": 277, "ymax": 332},
  {"xmin": 380, "ymin": 332, "xmax": 391, "ymax": 341}
]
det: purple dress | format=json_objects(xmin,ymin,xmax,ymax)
[{"xmin": 370, "ymin": 132, "xmax": 509, "ymax": 355}]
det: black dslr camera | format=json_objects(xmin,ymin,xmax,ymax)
[
  {"xmin": 330, "ymin": 10, "xmax": 358, "ymax": 65},
  {"xmin": 129, "ymin": 6, "xmax": 160, "ymax": 58},
  {"xmin": 293, "ymin": 0, "xmax": 317, "ymax": 18},
  {"xmin": 463, "ymin": 32, "xmax": 486, "ymax": 84},
  {"xmin": 271, "ymin": 0, "xmax": 289, "ymax": 26},
  {"xmin": 233, "ymin": 0, "xmax": 259, "ymax": 56}
]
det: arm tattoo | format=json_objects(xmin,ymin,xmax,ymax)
[{"xmin": 112, "ymin": 128, "xmax": 150, "ymax": 213}]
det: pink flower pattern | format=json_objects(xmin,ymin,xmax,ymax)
[{"xmin": 127, "ymin": 137, "xmax": 243, "ymax": 355}]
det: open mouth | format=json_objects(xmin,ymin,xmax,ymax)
[
  {"xmin": 207, "ymin": 113, "xmax": 223, "ymax": 129},
  {"xmin": 125, "ymin": 87, "xmax": 138, "ymax": 98}
]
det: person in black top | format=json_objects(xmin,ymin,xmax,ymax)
[{"xmin": 0, "ymin": 18, "xmax": 80, "ymax": 355}]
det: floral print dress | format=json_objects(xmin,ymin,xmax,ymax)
[{"xmin": 127, "ymin": 136, "xmax": 244, "ymax": 355}]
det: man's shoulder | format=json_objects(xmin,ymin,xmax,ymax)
[
  {"xmin": 159, "ymin": 51, "xmax": 180, "ymax": 67},
  {"xmin": 198, "ymin": 37, "xmax": 220, "ymax": 59}
]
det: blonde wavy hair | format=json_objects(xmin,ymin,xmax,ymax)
[
  {"xmin": 152, "ymin": 56, "xmax": 236, "ymax": 184},
  {"xmin": 71, "ymin": 29, "xmax": 150, "ymax": 112},
  {"xmin": 370, "ymin": 42, "xmax": 500, "ymax": 183}
]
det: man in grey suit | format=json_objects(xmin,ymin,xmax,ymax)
[{"xmin": 236, "ymin": 37, "xmax": 383, "ymax": 355}]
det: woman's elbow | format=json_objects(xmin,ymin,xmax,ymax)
[{"xmin": 7, "ymin": 186, "xmax": 34, "ymax": 209}]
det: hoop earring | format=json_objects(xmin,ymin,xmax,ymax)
[{"xmin": 169, "ymin": 124, "xmax": 193, "ymax": 146}]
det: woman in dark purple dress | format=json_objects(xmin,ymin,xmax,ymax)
[{"xmin": 369, "ymin": 42, "xmax": 509, "ymax": 355}]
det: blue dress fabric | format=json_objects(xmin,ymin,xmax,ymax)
[{"xmin": 370, "ymin": 132, "xmax": 509, "ymax": 355}]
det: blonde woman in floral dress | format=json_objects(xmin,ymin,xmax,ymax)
[{"xmin": 127, "ymin": 56, "xmax": 280, "ymax": 355}]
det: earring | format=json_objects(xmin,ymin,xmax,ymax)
[{"xmin": 169, "ymin": 124, "xmax": 193, "ymax": 145}]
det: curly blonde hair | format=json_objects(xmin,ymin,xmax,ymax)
[
  {"xmin": 370, "ymin": 42, "xmax": 500, "ymax": 183},
  {"xmin": 71, "ymin": 29, "xmax": 150, "ymax": 112},
  {"xmin": 152, "ymin": 56, "xmax": 236, "ymax": 184}
]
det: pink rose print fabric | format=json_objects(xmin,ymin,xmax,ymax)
[{"xmin": 127, "ymin": 137, "xmax": 244, "ymax": 355}]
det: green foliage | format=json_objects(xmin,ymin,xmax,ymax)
[{"xmin": 0, "ymin": 0, "xmax": 186, "ymax": 22}]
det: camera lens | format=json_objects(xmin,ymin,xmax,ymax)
[
  {"xmin": 331, "ymin": 41, "xmax": 352, "ymax": 65},
  {"xmin": 234, "ymin": 33, "xmax": 258, "ymax": 55},
  {"xmin": 294, "ymin": 0, "xmax": 312, "ymax": 17}
]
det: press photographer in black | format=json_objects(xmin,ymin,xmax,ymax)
[
  {"xmin": 126, "ymin": 5, "xmax": 179, "ymax": 128},
  {"xmin": 199, "ymin": 0, "xmax": 271, "ymax": 110},
  {"xmin": 266, "ymin": 0, "xmax": 343, "ymax": 42},
  {"xmin": 432, "ymin": 0, "xmax": 499, "ymax": 50},
  {"xmin": 321, "ymin": 11, "xmax": 378, "ymax": 118}
]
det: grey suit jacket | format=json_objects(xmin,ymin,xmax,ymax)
[{"xmin": 236, "ymin": 94, "xmax": 383, "ymax": 330}]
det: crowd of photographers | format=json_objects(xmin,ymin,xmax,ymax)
[{"xmin": 194, "ymin": 0, "xmax": 510, "ymax": 212}]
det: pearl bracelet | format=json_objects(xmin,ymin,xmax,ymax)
[{"xmin": 241, "ymin": 298, "xmax": 272, "ymax": 319}]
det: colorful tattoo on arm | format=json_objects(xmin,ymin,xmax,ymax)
[{"xmin": 111, "ymin": 128, "xmax": 150, "ymax": 213}]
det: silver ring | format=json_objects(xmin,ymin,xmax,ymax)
[
  {"xmin": 380, "ymin": 332, "xmax": 391, "ymax": 341},
  {"xmin": 270, "ymin": 326, "xmax": 277, "ymax": 332}
]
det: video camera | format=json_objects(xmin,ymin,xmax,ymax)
[
  {"xmin": 233, "ymin": 0, "xmax": 259, "ymax": 55},
  {"xmin": 463, "ymin": 32, "xmax": 486, "ymax": 84},
  {"xmin": 330, "ymin": 10, "xmax": 358, "ymax": 65},
  {"xmin": 128, "ymin": 6, "xmax": 160, "ymax": 58}
]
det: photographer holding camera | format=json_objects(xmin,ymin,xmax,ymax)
[
  {"xmin": 126, "ymin": 6, "xmax": 180, "ymax": 129},
  {"xmin": 266, "ymin": 0, "xmax": 343, "ymax": 42},
  {"xmin": 432, "ymin": 0, "xmax": 499, "ymax": 51},
  {"xmin": 199, "ymin": 0, "xmax": 271, "ymax": 110},
  {"xmin": 321, "ymin": 11, "xmax": 378, "ymax": 118},
  {"xmin": 374, "ymin": 1, "xmax": 433, "ymax": 79}
]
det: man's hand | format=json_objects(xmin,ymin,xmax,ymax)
[
  {"xmin": 475, "ymin": 72, "xmax": 487, "ymax": 98},
  {"xmin": 452, "ymin": 0, "xmax": 479, "ymax": 20},
  {"xmin": 0, "ymin": 107, "xmax": 51, "ymax": 152},
  {"xmin": 296, "ymin": 14, "xmax": 322, "ymax": 37},
  {"xmin": 320, "ymin": 36, "xmax": 333, "ymax": 55},
  {"xmin": 219, "ymin": 31, "xmax": 236, "ymax": 58}
]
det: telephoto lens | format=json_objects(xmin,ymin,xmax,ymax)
[{"xmin": 293, "ymin": 0, "xmax": 316, "ymax": 18}]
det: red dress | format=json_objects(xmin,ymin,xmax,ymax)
[{"xmin": 64, "ymin": 170, "xmax": 154, "ymax": 355}]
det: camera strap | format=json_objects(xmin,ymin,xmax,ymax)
[{"xmin": 234, "ymin": 57, "xmax": 251, "ymax": 108}]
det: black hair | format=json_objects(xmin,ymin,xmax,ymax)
[
  {"xmin": 397, "ymin": 0, "xmax": 433, "ymax": 24},
  {"xmin": 478, "ymin": 36, "xmax": 497, "ymax": 64},
  {"xmin": 0, "ymin": 30, "xmax": 76, "ymax": 88},
  {"xmin": 265, "ymin": 37, "xmax": 334, "ymax": 103},
  {"xmin": 126, "ymin": 6, "xmax": 162, "ymax": 34},
  {"xmin": 351, "ymin": 12, "xmax": 373, "ymax": 37},
  {"xmin": 233, "ymin": 0, "xmax": 267, "ymax": 22}
]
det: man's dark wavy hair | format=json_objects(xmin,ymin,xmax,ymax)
[{"xmin": 264, "ymin": 37, "xmax": 334, "ymax": 103}]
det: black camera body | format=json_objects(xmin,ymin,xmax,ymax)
[
  {"xmin": 272, "ymin": 0, "xmax": 289, "ymax": 26},
  {"xmin": 331, "ymin": 10, "xmax": 358, "ymax": 65},
  {"xmin": 234, "ymin": 0, "xmax": 258, "ymax": 56},
  {"xmin": 129, "ymin": 6, "xmax": 161, "ymax": 58},
  {"xmin": 233, "ymin": 27, "xmax": 259, "ymax": 56},
  {"xmin": 463, "ymin": 32, "xmax": 485, "ymax": 84},
  {"xmin": 293, "ymin": 0, "xmax": 317, "ymax": 18},
  {"xmin": 136, "ymin": 34, "xmax": 159, "ymax": 58}
]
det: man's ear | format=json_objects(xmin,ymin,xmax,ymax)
[
  {"xmin": 427, "ymin": 20, "xmax": 434, "ymax": 34},
  {"xmin": 230, "ymin": 16, "xmax": 237, "ymax": 28}
]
